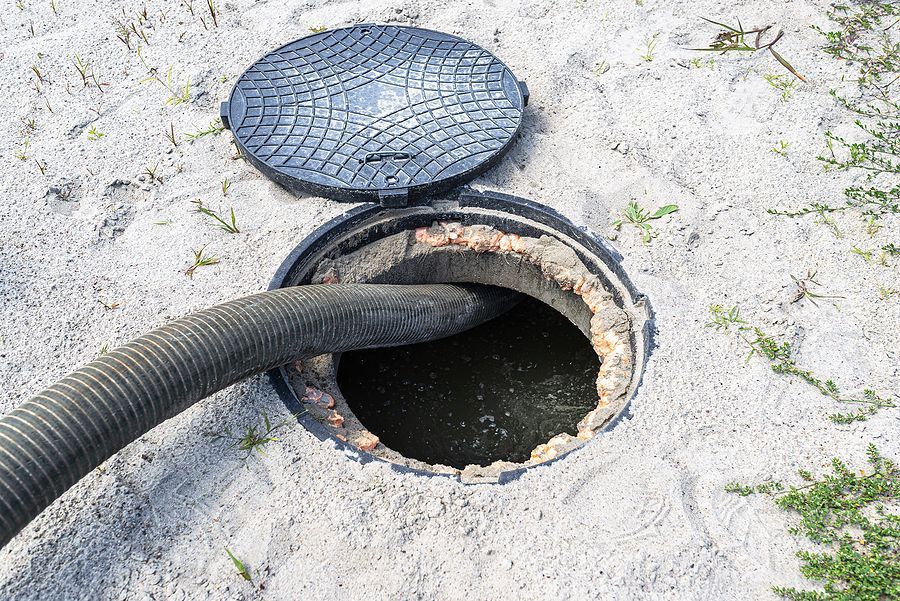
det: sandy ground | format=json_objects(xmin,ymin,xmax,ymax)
[{"xmin": 0, "ymin": 0, "xmax": 897, "ymax": 599}]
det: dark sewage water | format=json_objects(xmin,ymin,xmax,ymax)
[{"xmin": 337, "ymin": 295, "xmax": 599, "ymax": 468}]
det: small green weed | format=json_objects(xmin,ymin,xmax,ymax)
[
  {"xmin": 113, "ymin": 7, "xmax": 153, "ymax": 49},
  {"xmin": 192, "ymin": 199, "xmax": 239, "ymax": 233},
  {"xmin": 815, "ymin": 212, "xmax": 843, "ymax": 238},
  {"xmin": 612, "ymin": 201, "xmax": 678, "ymax": 243},
  {"xmin": 790, "ymin": 270, "xmax": 844, "ymax": 306},
  {"xmin": 137, "ymin": 46, "xmax": 190, "ymax": 105},
  {"xmin": 691, "ymin": 17, "xmax": 805, "ymax": 81},
  {"xmin": 225, "ymin": 548, "xmax": 252, "ymax": 582},
  {"xmin": 707, "ymin": 305, "xmax": 894, "ymax": 422},
  {"xmin": 72, "ymin": 54, "xmax": 104, "ymax": 91},
  {"xmin": 185, "ymin": 118, "xmax": 225, "ymax": 141},
  {"xmin": 185, "ymin": 245, "xmax": 219, "ymax": 278},
  {"xmin": 143, "ymin": 162, "xmax": 162, "ymax": 183},
  {"xmin": 770, "ymin": 140, "xmax": 790, "ymax": 157},
  {"xmin": 165, "ymin": 122, "xmax": 177, "ymax": 147},
  {"xmin": 14, "ymin": 137, "xmax": 30, "ymax": 161},
  {"xmin": 212, "ymin": 412, "xmax": 289, "ymax": 457},
  {"xmin": 764, "ymin": 73, "xmax": 797, "ymax": 101},
  {"xmin": 30, "ymin": 64, "xmax": 45, "ymax": 86},
  {"xmin": 689, "ymin": 57, "xmax": 715, "ymax": 69},
  {"xmin": 592, "ymin": 60, "xmax": 610, "ymax": 76},
  {"xmin": 724, "ymin": 481, "xmax": 784, "ymax": 496},
  {"xmin": 86, "ymin": 126, "xmax": 105, "ymax": 141},
  {"xmin": 851, "ymin": 246, "xmax": 872, "ymax": 262},
  {"xmin": 639, "ymin": 33, "xmax": 658, "ymax": 62},
  {"xmin": 72, "ymin": 55, "xmax": 89, "ymax": 87},
  {"xmin": 204, "ymin": 0, "xmax": 218, "ymax": 28}
]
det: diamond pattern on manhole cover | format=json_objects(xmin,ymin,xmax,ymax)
[{"xmin": 222, "ymin": 25, "xmax": 527, "ymax": 204}]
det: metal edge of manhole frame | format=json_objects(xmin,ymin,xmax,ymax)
[
  {"xmin": 265, "ymin": 186, "xmax": 656, "ymax": 484},
  {"xmin": 222, "ymin": 24, "xmax": 529, "ymax": 206}
]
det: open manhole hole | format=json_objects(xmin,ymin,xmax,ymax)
[
  {"xmin": 222, "ymin": 25, "xmax": 653, "ymax": 482},
  {"xmin": 267, "ymin": 193, "xmax": 653, "ymax": 482},
  {"xmin": 338, "ymin": 295, "xmax": 597, "ymax": 468}
]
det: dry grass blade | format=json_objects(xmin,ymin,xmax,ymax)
[{"xmin": 769, "ymin": 46, "xmax": 806, "ymax": 82}]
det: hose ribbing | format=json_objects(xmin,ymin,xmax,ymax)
[{"xmin": 0, "ymin": 283, "xmax": 518, "ymax": 548}]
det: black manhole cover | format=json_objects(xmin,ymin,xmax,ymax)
[{"xmin": 222, "ymin": 24, "xmax": 528, "ymax": 204}]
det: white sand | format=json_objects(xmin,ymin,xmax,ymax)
[{"xmin": 0, "ymin": 0, "xmax": 897, "ymax": 599}]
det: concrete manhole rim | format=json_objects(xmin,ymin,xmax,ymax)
[{"xmin": 267, "ymin": 187, "xmax": 655, "ymax": 483}]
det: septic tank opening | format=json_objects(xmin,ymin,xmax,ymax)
[
  {"xmin": 281, "ymin": 216, "xmax": 648, "ymax": 481},
  {"xmin": 337, "ymin": 295, "xmax": 598, "ymax": 469}
]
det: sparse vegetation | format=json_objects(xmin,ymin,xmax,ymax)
[
  {"xmin": 769, "ymin": 3, "xmax": 899, "ymax": 229},
  {"xmin": 143, "ymin": 162, "xmax": 162, "ymax": 183},
  {"xmin": 689, "ymin": 57, "xmax": 715, "ymax": 69},
  {"xmin": 727, "ymin": 445, "xmax": 899, "ymax": 600},
  {"xmin": 691, "ymin": 17, "xmax": 805, "ymax": 81},
  {"xmin": 639, "ymin": 33, "xmax": 658, "ymax": 62},
  {"xmin": 225, "ymin": 548, "xmax": 252, "ymax": 582},
  {"xmin": 205, "ymin": 0, "xmax": 219, "ymax": 28},
  {"xmin": 789, "ymin": 269, "xmax": 844, "ymax": 306},
  {"xmin": 165, "ymin": 122, "xmax": 178, "ymax": 147},
  {"xmin": 611, "ymin": 201, "xmax": 678, "ymax": 243},
  {"xmin": 212, "ymin": 412, "xmax": 290, "ymax": 457},
  {"xmin": 113, "ymin": 7, "xmax": 153, "ymax": 49},
  {"xmin": 707, "ymin": 304, "xmax": 894, "ymax": 423},
  {"xmin": 86, "ymin": 126, "xmax": 105, "ymax": 141},
  {"xmin": 14, "ymin": 137, "xmax": 30, "ymax": 161},
  {"xmin": 185, "ymin": 246, "xmax": 219, "ymax": 278},
  {"xmin": 184, "ymin": 118, "xmax": 225, "ymax": 141},
  {"xmin": 764, "ymin": 73, "xmax": 797, "ymax": 102},
  {"xmin": 770, "ymin": 140, "xmax": 790, "ymax": 157},
  {"xmin": 592, "ymin": 60, "xmax": 610, "ymax": 76},
  {"xmin": 192, "ymin": 199, "xmax": 239, "ymax": 233},
  {"xmin": 137, "ymin": 46, "xmax": 191, "ymax": 105}
]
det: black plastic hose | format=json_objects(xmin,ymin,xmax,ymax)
[{"xmin": 0, "ymin": 283, "xmax": 517, "ymax": 549}]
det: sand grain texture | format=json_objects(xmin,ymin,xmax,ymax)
[{"xmin": 0, "ymin": 0, "xmax": 897, "ymax": 599}]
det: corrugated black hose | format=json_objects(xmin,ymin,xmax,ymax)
[{"xmin": 0, "ymin": 283, "xmax": 518, "ymax": 549}]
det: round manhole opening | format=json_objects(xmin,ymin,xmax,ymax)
[
  {"xmin": 269, "ymin": 191, "xmax": 653, "ymax": 482},
  {"xmin": 338, "ymin": 294, "xmax": 599, "ymax": 469}
]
